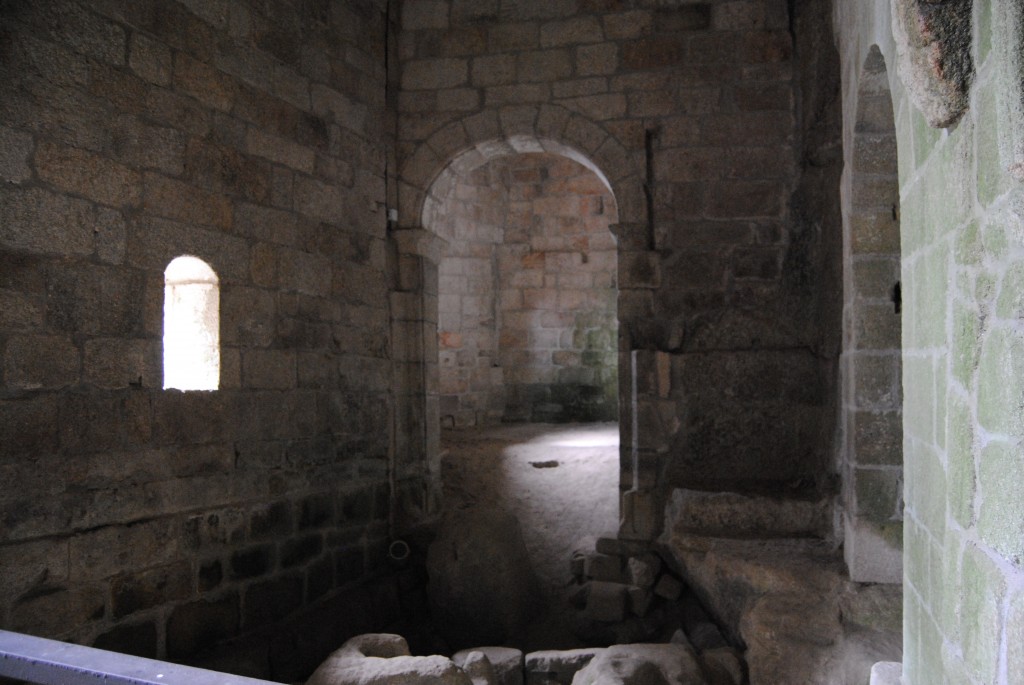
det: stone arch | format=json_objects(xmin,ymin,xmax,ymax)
[
  {"xmin": 393, "ymin": 105, "xmax": 658, "ymax": 538},
  {"xmin": 840, "ymin": 44, "xmax": 903, "ymax": 583},
  {"xmin": 398, "ymin": 104, "xmax": 647, "ymax": 245}
]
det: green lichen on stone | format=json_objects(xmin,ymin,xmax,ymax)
[
  {"xmin": 961, "ymin": 543, "xmax": 1007, "ymax": 683},
  {"xmin": 978, "ymin": 439, "xmax": 1024, "ymax": 564},
  {"xmin": 954, "ymin": 220, "xmax": 981, "ymax": 266},
  {"xmin": 912, "ymin": 244, "xmax": 950, "ymax": 349},
  {"xmin": 976, "ymin": 0, "xmax": 993, "ymax": 64},
  {"xmin": 1008, "ymin": 588, "xmax": 1024, "ymax": 684},
  {"xmin": 976, "ymin": 326, "xmax": 1024, "ymax": 437},
  {"xmin": 905, "ymin": 439, "xmax": 947, "ymax": 539},
  {"xmin": 951, "ymin": 301, "xmax": 980, "ymax": 387},
  {"xmin": 946, "ymin": 393, "xmax": 976, "ymax": 529},
  {"xmin": 939, "ymin": 534, "xmax": 964, "ymax": 640},
  {"xmin": 902, "ymin": 353, "xmax": 935, "ymax": 444},
  {"xmin": 996, "ymin": 261, "xmax": 1024, "ymax": 318},
  {"xmin": 854, "ymin": 467, "xmax": 900, "ymax": 522},
  {"xmin": 976, "ymin": 81, "xmax": 1009, "ymax": 207},
  {"xmin": 912, "ymin": 107, "xmax": 942, "ymax": 170},
  {"xmin": 982, "ymin": 216, "xmax": 1009, "ymax": 260},
  {"xmin": 975, "ymin": 271, "xmax": 999, "ymax": 307}
]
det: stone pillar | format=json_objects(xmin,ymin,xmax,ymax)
[
  {"xmin": 390, "ymin": 228, "xmax": 448, "ymax": 532},
  {"xmin": 616, "ymin": 244, "xmax": 665, "ymax": 541}
]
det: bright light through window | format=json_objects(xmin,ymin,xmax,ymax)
[{"xmin": 163, "ymin": 256, "xmax": 219, "ymax": 391}]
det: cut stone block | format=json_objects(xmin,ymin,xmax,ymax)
[
  {"xmin": 595, "ymin": 534, "xmax": 649, "ymax": 557},
  {"xmin": 583, "ymin": 581, "xmax": 628, "ymax": 622},
  {"xmin": 701, "ymin": 646, "xmax": 745, "ymax": 685},
  {"xmin": 525, "ymin": 648, "xmax": 604, "ymax": 685},
  {"xmin": 654, "ymin": 574, "xmax": 683, "ymax": 600},
  {"xmin": 626, "ymin": 585, "xmax": 654, "ymax": 617},
  {"xmin": 627, "ymin": 554, "xmax": 660, "ymax": 588},
  {"xmin": 453, "ymin": 647, "xmax": 523, "ymax": 685},
  {"xmin": 584, "ymin": 553, "xmax": 626, "ymax": 583}
]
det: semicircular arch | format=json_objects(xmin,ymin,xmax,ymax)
[{"xmin": 398, "ymin": 104, "xmax": 647, "ymax": 244}]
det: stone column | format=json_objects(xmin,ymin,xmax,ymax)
[
  {"xmin": 614, "ymin": 239, "xmax": 664, "ymax": 541},
  {"xmin": 390, "ymin": 228, "xmax": 448, "ymax": 533}
]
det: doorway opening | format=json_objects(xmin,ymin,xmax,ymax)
[
  {"xmin": 431, "ymin": 152, "xmax": 620, "ymax": 429},
  {"xmin": 421, "ymin": 147, "xmax": 621, "ymax": 646}
]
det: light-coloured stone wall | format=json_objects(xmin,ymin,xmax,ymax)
[
  {"xmin": 0, "ymin": 0, "xmax": 421, "ymax": 664},
  {"xmin": 498, "ymin": 154, "xmax": 618, "ymax": 423},
  {"xmin": 433, "ymin": 153, "xmax": 618, "ymax": 427},
  {"xmin": 836, "ymin": 0, "xmax": 1024, "ymax": 682}
]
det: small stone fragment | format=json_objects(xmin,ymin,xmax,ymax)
[
  {"xmin": 626, "ymin": 585, "xmax": 653, "ymax": 617},
  {"xmin": 627, "ymin": 554, "xmax": 660, "ymax": 588}
]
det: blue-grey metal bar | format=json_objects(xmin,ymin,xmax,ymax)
[{"xmin": 0, "ymin": 630, "xmax": 283, "ymax": 685}]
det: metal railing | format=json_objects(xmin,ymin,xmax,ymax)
[{"xmin": 0, "ymin": 630, "xmax": 283, "ymax": 685}]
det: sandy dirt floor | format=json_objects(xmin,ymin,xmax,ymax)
[{"xmin": 440, "ymin": 422, "xmax": 619, "ymax": 649}]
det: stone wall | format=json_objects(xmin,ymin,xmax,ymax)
[
  {"xmin": 436, "ymin": 162, "xmax": 507, "ymax": 427},
  {"xmin": 499, "ymin": 153, "xmax": 617, "ymax": 423},
  {"xmin": 0, "ymin": 0, "xmax": 421, "ymax": 661},
  {"xmin": 396, "ymin": 0, "xmax": 842, "ymax": 536},
  {"xmin": 836, "ymin": 0, "xmax": 1024, "ymax": 682},
  {"xmin": 435, "ymin": 153, "xmax": 618, "ymax": 428}
]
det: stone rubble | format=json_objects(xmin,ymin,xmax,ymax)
[{"xmin": 305, "ymin": 633, "xmax": 742, "ymax": 685}]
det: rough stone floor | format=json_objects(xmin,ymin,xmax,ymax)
[{"xmin": 440, "ymin": 422, "xmax": 619, "ymax": 650}]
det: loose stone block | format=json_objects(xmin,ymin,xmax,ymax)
[
  {"xmin": 453, "ymin": 646, "xmax": 523, "ymax": 685},
  {"xmin": 654, "ymin": 574, "xmax": 683, "ymax": 600},
  {"xmin": 627, "ymin": 585, "xmax": 654, "ymax": 617},
  {"xmin": 628, "ymin": 554, "xmax": 661, "ymax": 588},
  {"xmin": 583, "ymin": 581, "xmax": 628, "ymax": 622},
  {"xmin": 525, "ymin": 648, "xmax": 603, "ymax": 685},
  {"xmin": 584, "ymin": 553, "xmax": 626, "ymax": 583}
]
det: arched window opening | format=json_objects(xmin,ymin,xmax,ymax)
[{"xmin": 163, "ymin": 256, "xmax": 219, "ymax": 391}]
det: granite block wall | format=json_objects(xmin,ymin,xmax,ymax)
[{"xmin": 0, "ymin": 0, "xmax": 424, "ymax": 662}]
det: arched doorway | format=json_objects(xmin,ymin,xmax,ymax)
[{"xmin": 841, "ymin": 45, "xmax": 903, "ymax": 583}]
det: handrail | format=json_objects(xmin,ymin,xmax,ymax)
[{"xmin": 0, "ymin": 630, "xmax": 283, "ymax": 685}]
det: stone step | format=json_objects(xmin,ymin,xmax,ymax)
[{"xmin": 665, "ymin": 488, "xmax": 832, "ymax": 540}]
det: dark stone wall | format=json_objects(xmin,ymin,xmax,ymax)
[{"xmin": 0, "ymin": 0, "xmax": 419, "ymax": 662}]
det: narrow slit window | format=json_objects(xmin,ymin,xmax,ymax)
[{"xmin": 163, "ymin": 256, "xmax": 219, "ymax": 391}]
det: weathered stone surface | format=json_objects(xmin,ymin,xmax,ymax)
[
  {"xmin": 570, "ymin": 644, "xmax": 703, "ymax": 685},
  {"xmin": 627, "ymin": 554, "xmax": 660, "ymax": 588},
  {"xmin": 308, "ymin": 634, "xmax": 472, "ymax": 685},
  {"xmin": 891, "ymin": 0, "xmax": 974, "ymax": 128},
  {"xmin": 525, "ymin": 648, "xmax": 603, "ymax": 684},
  {"xmin": 453, "ymin": 647, "xmax": 522, "ymax": 685}
]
